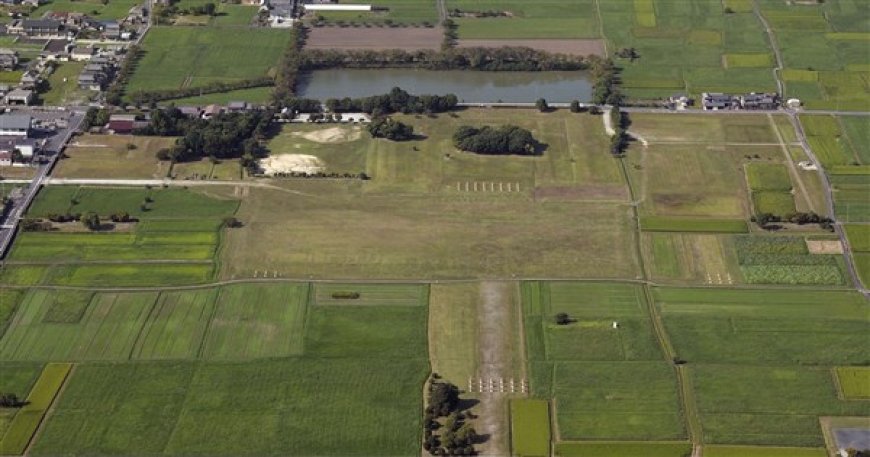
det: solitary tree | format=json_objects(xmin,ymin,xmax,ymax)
[
  {"xmin": 535, "ymin": 98, "xmax": 549, "ymax": 112},
  {"xmin": 555, "ymin": 312, "xmax": 571, "ymax": 325}
]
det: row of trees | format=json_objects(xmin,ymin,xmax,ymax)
[
  {"xmin": 127, "ymin": 77, "xmax": 274, "ymax": 106},
  {"xmin": 272, "ymin": 26, "xmax": 304, "ymax": 106},
  {"xmin": 453, "ymin": 125, "xmax": 541, "ymax": 156},
  {"xmin": 367, "ymin": 117, "xmax": 415, "ymax": 141},
  {"xmin": 325, "ymin": 87, "xmax": 458, "ymax": 115},
  {"xmin": 139, "ymin": 108, "xmax": 272, "ymax": 163},
  {"xmin": 300, "ymin": 47, "xmax": 591, "ymax": 72},
  {"xmin": 106, "ymin": 45, "xmax": 143, "ymax": 106},
  {"xmin": 753, "ymin": 211, "xmax": 834, "ymax": 231}
]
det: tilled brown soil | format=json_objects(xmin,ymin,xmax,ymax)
[{"xmin": 305, "ymin": 26, "xmax": 442, "ymax": 50}]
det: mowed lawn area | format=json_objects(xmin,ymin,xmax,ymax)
[
  {"xmin": 310, "ymin": 0, "xmax": 438, "ymax": 25},
  {"xmin": 654, "ymin": 287, "xmax": 870, "ymax": 447},
  {"xmin": 447, "ymin": 0, "xmax": 601, "ymax": 39},
  {"xmin": 124, "ymin": 27, "xmax": 291, "ymax": 95},
  {"xmin": 32, "ymin": 0, "xmax": 140, "ymax": 19},
  {"xmin": 236, "ymin": 110, "xmax": 637, "ymax": 280},
  {"xmin": 0, "ymin": 282, "xmax": 431, "ymax": 456}
]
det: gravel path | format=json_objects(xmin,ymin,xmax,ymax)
[{"xmin": 476, "ymin": 281, "xmax": 512, "ymax": 456}]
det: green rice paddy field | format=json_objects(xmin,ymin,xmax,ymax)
[
  {"xmin": 124, "ymin": 27, "xmax": 292, "ymax": 96},
  {"xmin": 0, "ymin": 282, "xmax": 429, "ymax": 456}
]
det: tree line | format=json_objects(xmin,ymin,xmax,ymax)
[
  {"xmin": 425, "ymin": 376, "xmax": 478, "ymax": 455},
  {"xmin": 609, "ymin": 108, "xmax": 629, "ymax": 155},
  {"xmin": 106, "ymin": 45, "xmax": 143, "ymax": 106},
  {"xmin": 300, "ymin": 47, "xmax": 595, "ymax": 72},
  {"xmin": 137, "ymin": 108, "xmax": 272, "ymax": 164},
  {"xmin": 453, "ymin": 125, "xmax": 541, "ymax": 155},
  {"xmin": 325, "ymin": 87, "xmax": 458, "ymax": 115},
  {"xmin": 127, "ymin": 77, "xmax": 274, "ymax": 106}
]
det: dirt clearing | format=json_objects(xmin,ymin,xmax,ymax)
[
  {"xmin": 305, "ymin": 26, "xmax": 441, "ymax": 50},
  {"xmin": 292, "ymin": 126, "xmax": 362, "ymax": 144},
  {"xmin": 806, "ymin": 239, "xmax": 844, "ymax": 254},
  {"xmin": 258, "ymin": 154, "xmax": 325, "ymax": 176},
  {"xmin": 458, "ymin": 39, "xmax": 606, "ymax": 56}
]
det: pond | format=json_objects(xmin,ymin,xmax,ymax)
[{"xmin": 296, "ymin": 68, "xmax": 592, "ymax": 103}]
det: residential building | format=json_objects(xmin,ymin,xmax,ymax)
[
  {"xmin": 0, "ymin": 114, "xmax": 31, "ymax": 136},
  {"xmin": 0, "ymin": 151, "xmax": 11, "ymax": 166},
  {"xmin": 177, "ymin": 106, "xmax": 202, "ymax": 118},
  {"xmin": 70, "ymin": 45, "xmax": 96, "ymax": 61},
  {"xmin": 101, "ymin": 20, "xmax": 121, "ymax": 39},
  {"xmin": 741, "ymin": 92, "xmax": 779, "ymax": 110},
  {"xmin": 0, "ymin": 49, "xmax": 18, "ymax": 71},
  {"xmin": 107, "ymin": 114, "xmax": 137, "ymax": 133},
  {"xmin": 4, "ymin": 89, "xmax": 33, "ymax": 106},
  {"xmin": 701, "ymin": 92, "xmax": 737, "ymax": 111},
  {"xmin": 20, "ymin": 19, "xmax": 63, "ymax": 37}
]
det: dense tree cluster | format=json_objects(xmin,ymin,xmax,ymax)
[
  {"xmin": 84, "ymin": 107, "xmax": 111, "ymax": 129},
  {"xmin": 453, "ymin": 125, "xmax": 541, "ymax": 155},
  {"xmin": 139, "ymin": 108, "xmax": 272, "ymax": 163},
  {"xmin": 0, "ymin": 393, "xmax": 23, "ymax": 408},
  {"xmin": 610, "ymin": 108, "xmax": 630, "ymax": 156},
  {"xmin": 301, "ymin": 47, "xmax": 590, "ymax": 72},
  {"xmin": 367, "ymin": 117, "xmax": 415, "ymax": 141},
  {"xmin": 590, "ymin": 58, "xmax": 622, "ymax": 106},
  {"xmin": 326, "ymin": 87, "xmax": 458, "ymax": 115},
  {"xmin": 81, "ymin": 212, "xmax": 101, "ymax": 231},
  {"xmin": 424, "ymin": 377, "xmax": 477, "ymax": 456}
]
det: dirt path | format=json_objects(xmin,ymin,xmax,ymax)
[
  {"xmin": 768, "ymin": 114, "xmax": 815, "ymax": 213},
  {"xmin": 476, "ymin": 281, "xmax": 513, "ymax": 457}
]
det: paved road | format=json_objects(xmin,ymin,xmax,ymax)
[
  {"xmin": 786, "ymin": 113, "xmax": 869, "ymax": 296},
  {"xmin": 0, "ymin": 110, "xmax": 85, "ymax": 259}
]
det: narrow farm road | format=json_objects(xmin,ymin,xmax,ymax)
[{"xmin": 753, "ymin": 1, "xmax": 785, "ymax": 96}]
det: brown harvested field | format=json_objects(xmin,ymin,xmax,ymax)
[
  {"xmin": 806, "ymin": 239, "xmax": 844, "ymax": 255},
  {"xmin": 305, "ymin": 26, "xmax": 441, "ymax": 50},
  {"xmin": 457, "ymin": 39, "xmax": 605, "ymax": 56}
]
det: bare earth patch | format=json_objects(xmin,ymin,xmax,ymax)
[
  {"xmin": 292, "ymin": 126, "xmax": 362, "ymax": 144},
  {"xmin": 458, "ymin": 39, "xmax": 606, "ymax": 56},
  {"xmin": 305, "ymin": 26, "xmax": 441, "ymax": 50},
  {"xmin": 258, "ymin": 154, "xmax": 325, "ymax": 176},
  {"xmin": 806, "ymin": 239, "xmax": 844, "ymax": 254},
  {"xmin": 534, "ymin": 185, "xmax": 629, "ymax": 201}
]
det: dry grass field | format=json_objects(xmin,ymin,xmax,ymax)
[{"xmin": 54, "ymin": 135, "xmax": 176, "ymax": 179}]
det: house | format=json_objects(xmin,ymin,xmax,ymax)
[
  {"xmin": 202, "ymin": 104, "xmax": 223, "ymax": 119},
  {"xmin": 101, "ymin": 20, "xmax": 121, "ymax": 39},
  {"xmin": 22, "ymin": 0, "xmax": 42, "ymax": 7},
  {"xmin": 741, "ymin": 92, "xmax": 779, "ymax": 110},
  {"xmin": 0, "ymin": 137, "xmax": 38, "ymax": 158},
  {"xmin": 20, "ymin": 19, "xmax": 63, "ymax": 37},
  {"xmin": 0, "ymin": 151, "xmax": 11, "ymax": 167},
  {"xmin": 0, "ymin": 114, "xmax": 31, "ymax": 136},
  {"xmin": 107, "ymin": 114, "xmax": 137, "ymax": 133},
  {"xmin": 19, "ymin": 71, "xmax": 40, "ymax": 89},
  {"xmin": 69, "ymin": 45, "xmax": 95, "ymax": 61},
  {"xmin": 40, "ymin": 39, "xmax": 70, "ymax": 60},
  {"xmin": 4, "ymin": 89, "xmax": 33, "ymax": 106},
  {"xmin": 0, "ymin": 49, "xmax": 18, "ymax": 70},
  {"xmin": 177, "ymin": 106, "xmax": 202, "ymax": 118},
  {"xmin": 126, "ymin": 5, "xmax": 146, "ymax": 23},
  {"xmin": 77, "ymin": 71, "xmax": 105, "ymax": 90},
  {"xmin": 227, "ymin": 101, "xmax": 249, "ymax": 112},
  {"xmin": 701, "ymin": 92, "xmax": 737, "ymax": 111}
]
